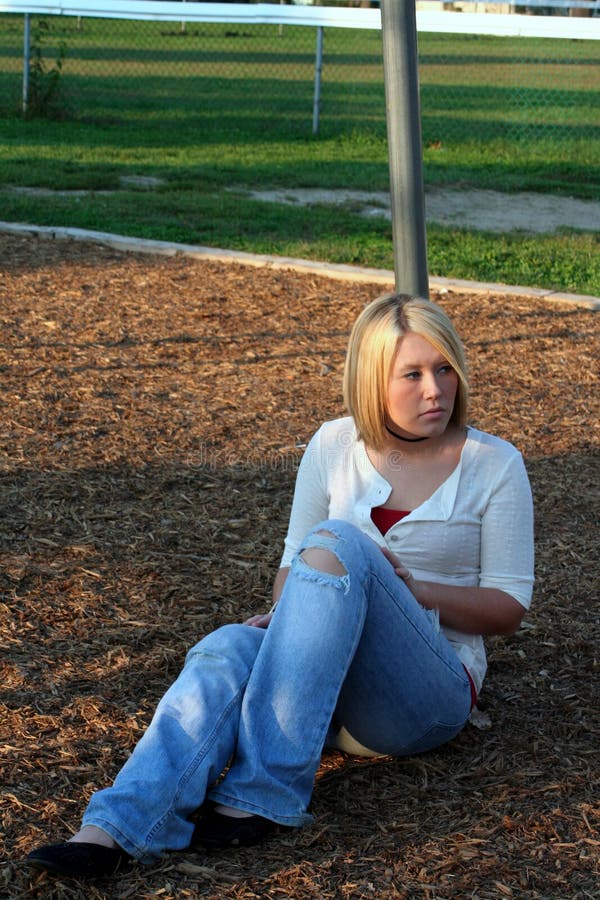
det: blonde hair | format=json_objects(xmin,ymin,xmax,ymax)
[{"xmin": 343, "ymin": 293, "xmax": 469, "ymax": 449}]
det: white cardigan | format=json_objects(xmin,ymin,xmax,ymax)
[{"xmin": 280, "ymin": 418, "xmax": 535, "ymax": 692}]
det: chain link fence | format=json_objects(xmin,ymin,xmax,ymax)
[{"xmin": 0, "ymin": 11, "xmax": 598, "ymax": 150}]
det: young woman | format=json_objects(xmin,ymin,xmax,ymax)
[{"xmin": 27, "ymin": 293, "xmax": 534, "ymax": 879}]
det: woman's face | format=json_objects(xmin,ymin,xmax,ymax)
[{"xmin": 386, "ymin": 331, "xmax": 458, "ymax": 440}]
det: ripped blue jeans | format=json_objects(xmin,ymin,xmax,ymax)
[{"xmin": 82, "ymin": 520, "xmax": 472, "ymax": 862}]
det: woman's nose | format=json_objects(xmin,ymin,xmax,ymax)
[{"xmin": 424, "ymin": 375, "xmax": 442, "ymax": 399}]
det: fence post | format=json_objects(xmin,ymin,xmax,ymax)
[
  {"xmin": 312, "ymin": 26, "xmax": 324, "ymax": 135},
  {"xmin": 380, "ymin": 0, "xmax": 429, "ymax": 297},
  {"xmin": 22, "ymin": 13, "xmax": 31, "ymax": 116}
]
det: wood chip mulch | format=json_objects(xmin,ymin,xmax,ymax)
[{"xmin": 0, "ymin": 233, "xmax": 598, "ymax": 899}]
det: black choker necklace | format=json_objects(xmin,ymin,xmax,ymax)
[{"xmin": 385, "ymin": 423, "xmax": 428, "ymax": 443}]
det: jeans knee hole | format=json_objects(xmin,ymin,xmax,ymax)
[{"xmin": 300, "ymin": 546, "xmax": 347, "ymax": 578}]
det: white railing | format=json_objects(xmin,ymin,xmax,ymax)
[{"xmin": 0, "ymin": 1, "xmax": 599, "ymax": 40}]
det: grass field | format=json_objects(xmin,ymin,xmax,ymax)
[{"xmin": 0, "ymin": 15, "xmax": 599, "ymax": 294}]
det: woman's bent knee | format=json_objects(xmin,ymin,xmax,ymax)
[
  {"xmin": 300, "ymin": 543, "xmax": 347, "ymax": 577},
  {"xmin": 290, "ymin": 520, "xmax": 379, "ymax": 595},
  {"xmin": 299, "ymin": 520, "xmax": 377, "ymax": 573}
]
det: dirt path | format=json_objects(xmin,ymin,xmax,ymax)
[
  {"xmin": 8, "ymin": 182, "xmax": 600, "ymax": 233},
  {"xmin": 246, "ymin": 186, "xmax": 600, "ymax": 234}
]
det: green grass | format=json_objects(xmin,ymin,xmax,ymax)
[{"xmin": 0, "ymin": 15, "xmax": 598, "ymax": 295}]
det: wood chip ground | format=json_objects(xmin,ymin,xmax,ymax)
[{"xmin": 0, "ymin": 234, "xmax": 598, "ymax": 899}]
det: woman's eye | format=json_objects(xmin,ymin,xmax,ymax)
[
  {"xmin": 404, "ymin": 371, "xmax": 420, "ymax": 380},
  {"xmin": 439, "ymin": 365, "xmax": 453, "ymax": 375}
]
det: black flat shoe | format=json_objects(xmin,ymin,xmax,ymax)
[
  {"xmin": 26, "ymin": 841, "xmax": 131, "ymax": 878},
  {"xmin": 192, "ymin": 806, "xmax": 282, "ymax": 849}
]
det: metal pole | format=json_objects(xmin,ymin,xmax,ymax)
[
  {"xmin": 380, "ymin": 0, "xmax": 429, "ymax": 297},
  {"xmin": 312, "ymin": 26, "xmax": 324, "ymax": 136},
  {"xmin": 22, "ymin": 13, "xmax": 31, "ymax": 116}
]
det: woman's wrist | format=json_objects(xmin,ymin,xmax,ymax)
[{"xmin": 412, "ymin": 578, "xmax": 434, "ymax": 609}]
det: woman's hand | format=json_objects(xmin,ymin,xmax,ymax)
[
  {"xmin": 244, "ymin": 612, "xmax": 273, "ymax": 629},
  {"xmin": 380, "ymin": 546, "xmax": 420, "ymax": 595},
  {"xmin": 243, "ymin": 567, "xmax": 289, "ymax": 630}
]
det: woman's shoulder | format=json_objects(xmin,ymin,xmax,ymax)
[
  {"xmin": 310, "ymin": 416, "xmax": 357, "ymax": 446},
  {"xmin": 465, "ymin": 426, "xmax": 524, "ymax": 464},
  {"xmin": 298, "ymin": 417, "xmax": 360, "ymax": 481}
]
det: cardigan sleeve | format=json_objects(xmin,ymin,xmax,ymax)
[
  {"xmin": 478, "ymin": 449, "xmax": 534, "ymax": 608},
  {"xmin": 279, "ymin": 427, "xmax": 331, "ymax": 569}
]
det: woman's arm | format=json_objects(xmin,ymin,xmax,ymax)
[
  {"xmin": 414, "ymin": 579, "xmax": 524, "ymax": 636},
  {"xmin": 244, "ymin": 567, "xmax": 289, "ymax": 628},
  {"xmin": 245, "ymin": 428, "xmax": 328, "ymax": 629},
  {"xmin": 272, "ymin": 566, "xmax": 290, "ymax": 606},
  {"xmin": 438, "ymin": 446, "xmax": 533, "ymax": 635},
  {"xmin": 381, "ymin": 549, "xmax": 526, "ymax": 637}
]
